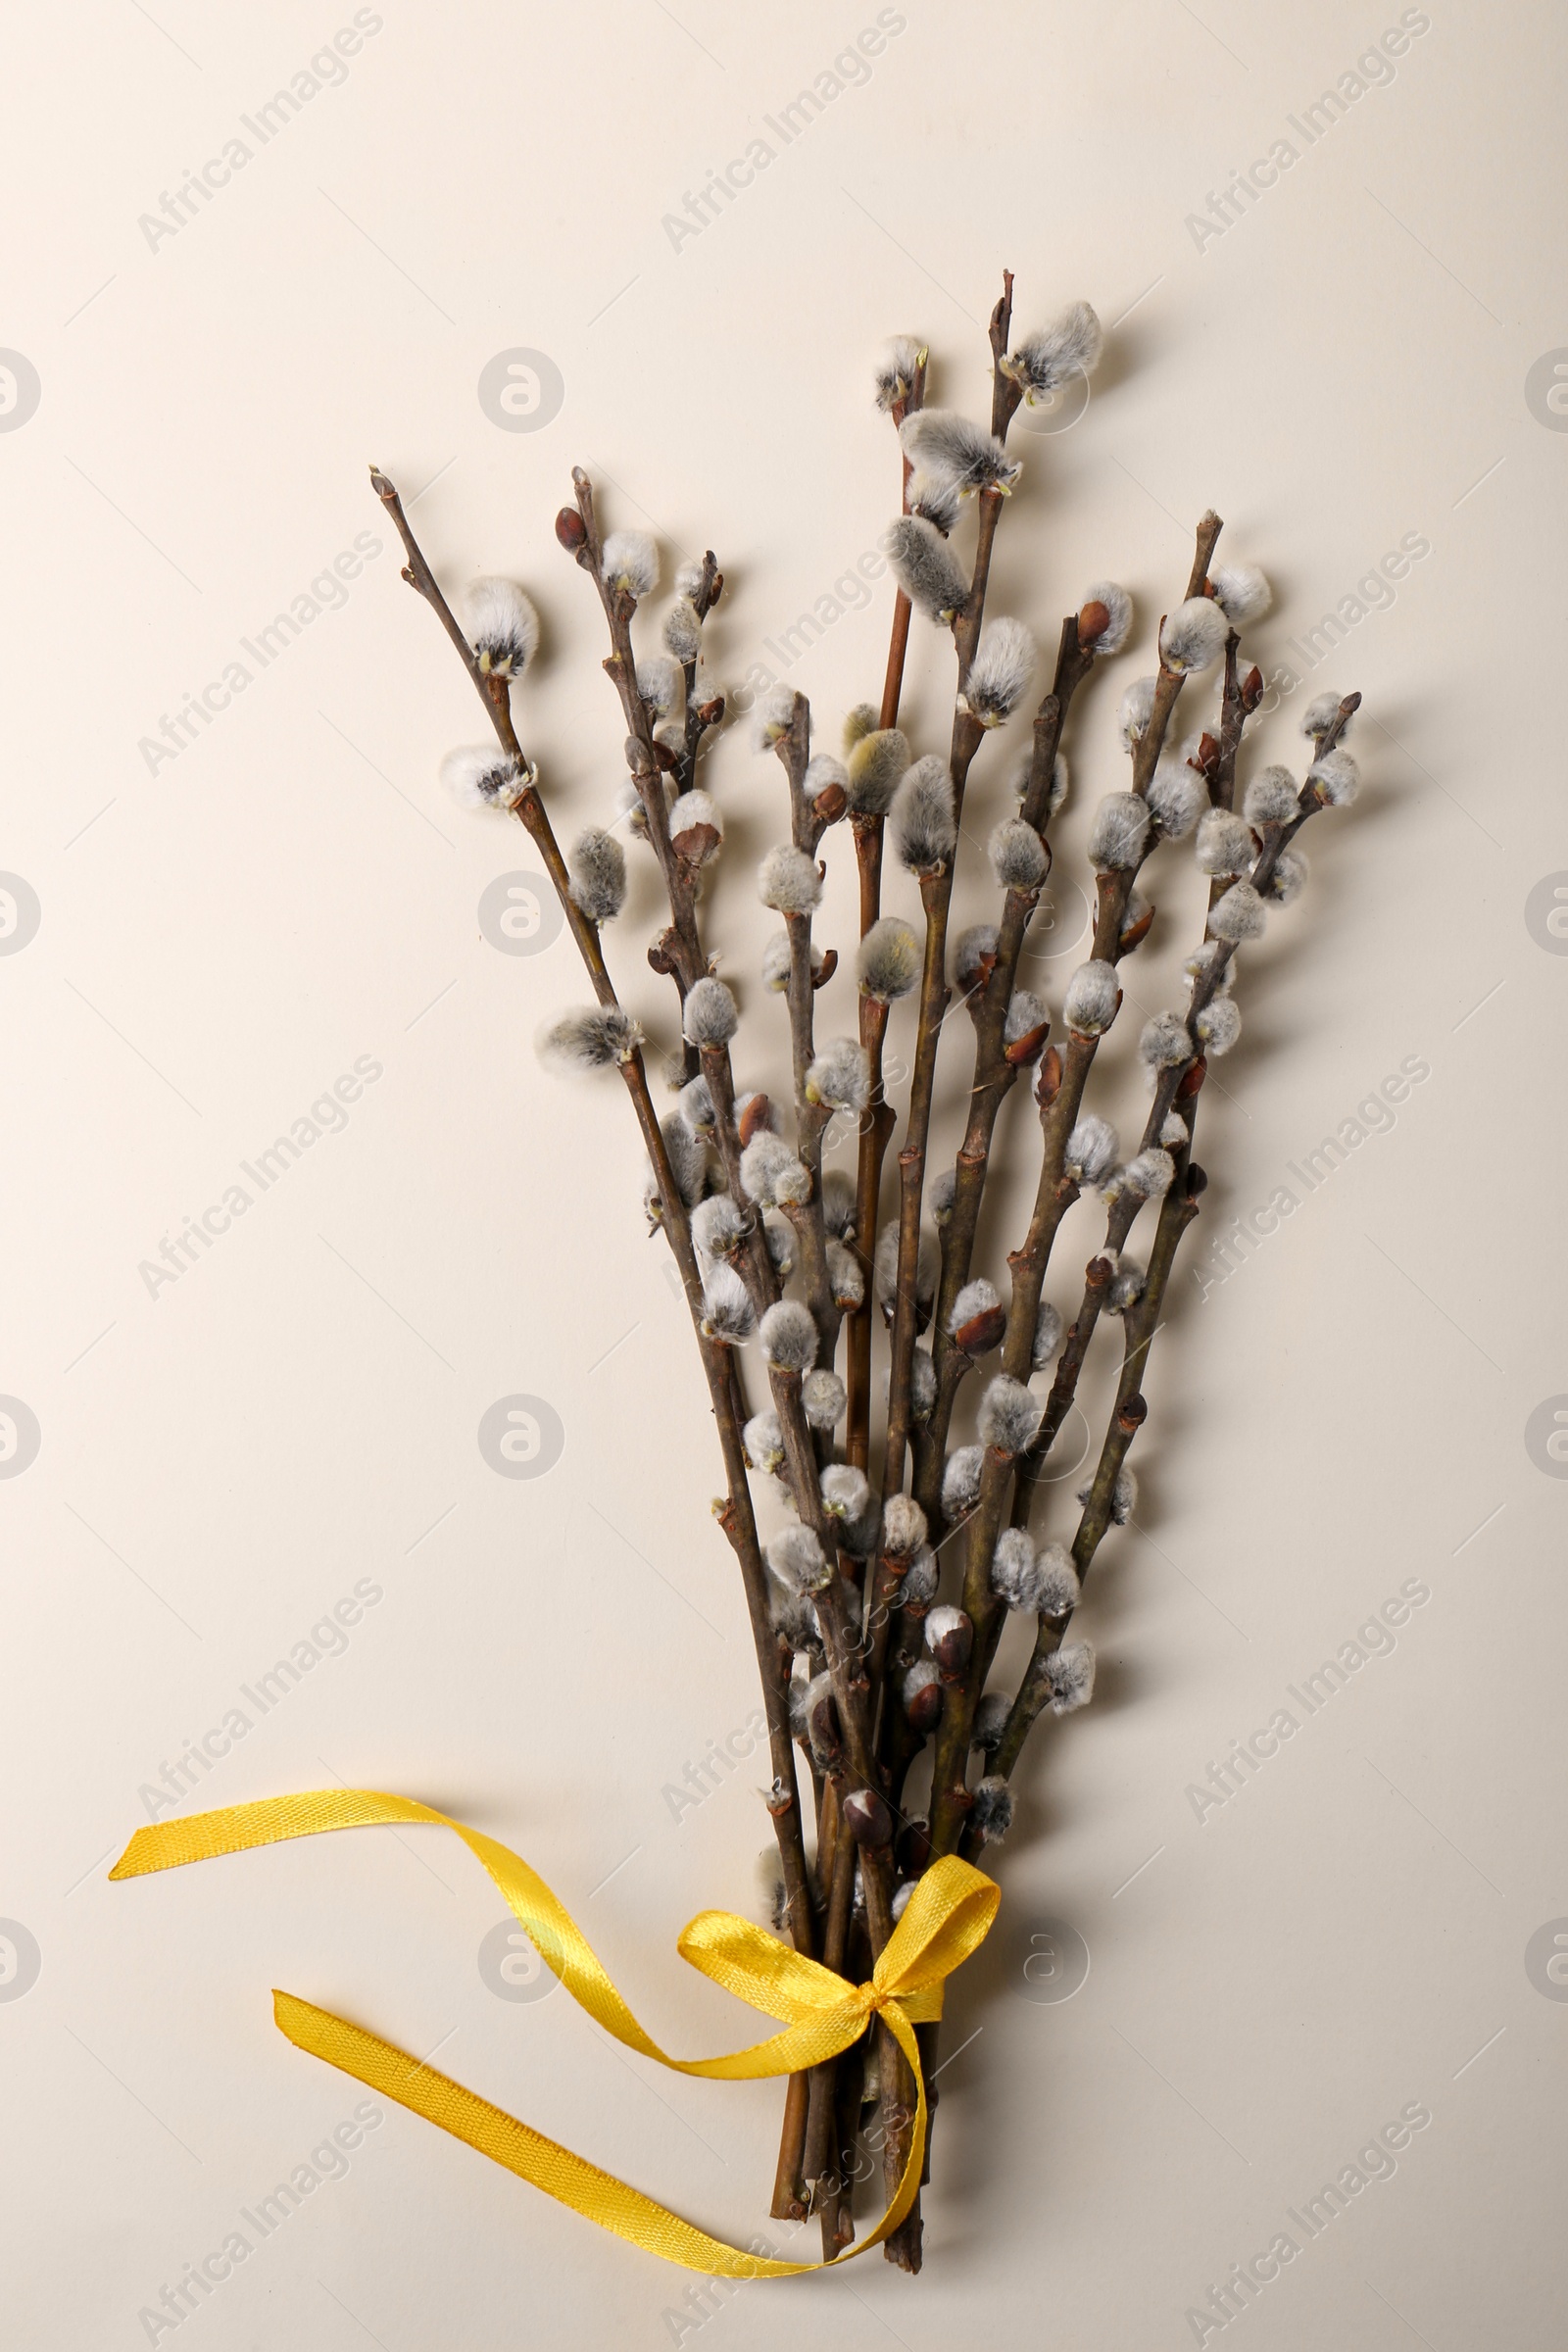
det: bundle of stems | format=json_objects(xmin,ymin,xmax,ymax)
[{"xmin": 369, "ymin": 271, "xmax": 1363, "ymax": 2273}]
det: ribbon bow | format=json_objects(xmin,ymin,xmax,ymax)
[{"xmin": 112, "ymin": 1789, "xmax": 998, "ymax": 2276}]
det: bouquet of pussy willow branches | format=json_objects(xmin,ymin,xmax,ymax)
[{"xmin": 369, "ymin": 272, "xmax": 1360, "ymax": 2274}]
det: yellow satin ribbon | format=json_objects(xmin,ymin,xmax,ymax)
[{"xmin": 111, "ymin": 1789, "xmax": 997, "ymax": 2277}]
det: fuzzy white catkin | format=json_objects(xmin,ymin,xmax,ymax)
[
  {"xmin": 758, "ymin": 844, "xmax": 822, "ymax": 914},
  {"xmin": 1138, "ymin": 1010, "xmax": 1191, "ymax": 1074},
  {"xmin": 768, "ymin": 1524, "xmax": 828, "ymax": 1593},
  {"xmin": 979, "ymin": 1375, "xmax": 1043, "ymax": 1456},
  {"xmin": 955, "ymin": 924, "xmax": 1000, "ymax": 989},
  {"xmin": 803, "ymin": 755, "xmax": 848, "ymax": 803},
  {"xmin": 759, "ymin": 1299, "xmax": 818, "ymax": 1373},
  {"xmin": 874, "ymin": 334, "xmax": 924, "ymax": 413},
  {"xmin": 536, "ymin": 1005, "xmax": 642, "ymax": 1073},
  {"xmin": 807, "ymin": 1039, "xmax": 870, "ymax": 1114},
  {"xmin": 636, "ymin": 654, "xmax": 681, "ymax": 717},
  {"xmin": 902, "ymin": 1545, "xmax": 938, "ymax": 1605},
  {"xmin": 1119, "ymin": 675, "xmax": 1158, "ymax": 750},
  {"xmin": 1243, "ymin": 764, "xmax": 1301, "ymax": 827},
  {"xmin": 1196, "ymin": 808, "xmax": 1255, "ymax": 878},
  {"xmin": 683, "ymin": 976, "xmax": 738, "ymax": 1048},
  {"xmin": 991, "ymin": 1528, "xmax": 1040, "ymax": 1609},
  {"xmin": 821, "ymin": 1462, "xmax": 871, "ymax": 1522},
  {"xmin": 950, "ymin": 1277, "xmax": 1000, "ymax": 1336},
  {"xmin": 567, "ymin": 826, "xmax": 627, "ymax": 922},
  {"xmin": 858, "ymin": 915, "xmax": 921, "ymax": 1001},
  {"xmin": 1045, "ymin": 1642, "xmax": 1096, "ymax": 1713},
  {"xmin": 763, "ymin": 1211, "xmax": 795, "ymax": 1277},
  {"xmin": 440, "ymin": 746, "xmax": 525, "ymax": 811},
  {"xmin": 1197, "ymin": 996, "xmax": 1243, "ymax": 1054},
  {"xmin": 961, "ymin": 618, "xmax": 1037, "ymax": 727},
  {"xmin": 1308, "ymin": 749, "xmax": 1359, "ymax": 806},
  {"xmin": 928, "ymin": 1168, "xmax": 957, "ymax": 1227},
  {"xmin": 1302, "ymin": 691, "xmax": 1350, "ymax": 740},
  {"xmin": 1063, "ymin": 959, "xmax": 1120, "ymax": 1036},
  {"xmin": 1032, "ymin": 1299, "xmax": 1063, "ymax": 1369},
  {"xmin": 1208, "ymin": 881, "xmax": 1267, "ymax": 943},
  {"xmin": 658, "ymin": 1115, "xmax": 708, "ymax": 1211},
  {"xmin": 826, "ymin": 1239, "xmax": 864, "ymax": 1309},
  {"xmin": 904, "ymin": 1660, "xmax": 941, "ymax": 1714},
  {"xmin": 1036, "ymin": 1544, "xmax": 1078, "ymax": 1618},
  {"xmin": 844, "ymin": 726, "xmax": 909, "ymax": 815},
  {"xmin": 760, "ymin": 933, "xmax": 797, "ymax": 992},
  {"xmin": 801, "ymin": 1369, "xmax": 847, "ymax": 1431},
  {"xmin": 1089, "ymin": 792, "xmax": 1152, "ymax": 871},
  {"xmin": 1160, "ymin": 597, "xmax": 1230, "ymax": 675},
  {"xmin": 1080, "ymin": 579, "xmax": 1133, "ymax": 655},
  {"xmin": 1004, "ymin": 992, "xmax": 1050, "ymax": 1049},
  {"xmin": 882, "ymin": 1494, "xmax": 928, "ymax": 1557},
  {"xmin": 970, "ymin": 1777, "xmax": 1014, "ymax": 1844},
  {"xmin": 942, "ymin": 1445, "xmax": 983, "ymax": 1518},
  {"xmin": 989, "ymin": 816, "xmax": 1049, "ymax": 891},
  {"xmin": 907, "ymin": 1348, "xmax": 937, "ymax": 1422},
  {"xmin": 891, "ymin": 757, "xmax": 957, "ymax": 870},
  {"xmin": 662, "ymin": 597, "xmax": 703, "ymax": 662},
  {"xmin": 465, "ymin": 577, "xmax": 539, "ymax": 678},
  {"xmin": 670, "ymin": 788, "xmax": 721, "ymax": 847},
  {"xmin": 601, "ymin": 529, "xmax": 659, "ymax": 600},
  {"xmin": 900, "ymin": 407, "xmax": 1021, "ymax": 497},
  {"xmin": 884, "ymin": 514, "xmax": 970, "ymax": 621},
  {"xmin": 907, "ymin": 468, "xmax": 962, "ymax": 532},
  {"xmin": 1063, "ymin": 1113, "xmax": 1118, "ymax": 1186},
  {"xmin": 1007, "ymin": 302, "xmax": 1103, "ymax": 398},
  {"xmin": 873, "ymin": 1221, "xmax": 936, "ymax": 1307},
  {"xmin": 1147, "ymin": 757, "xmax": 1207, "ymax": 841},
  {"xmin": 739, "ymin": 1132, "xmax": 798, "ymax": 1206},
  {"xmin": 1122, "ymin": 1150, "xmax": 1175, "ymax": 1199},
  {"xmin": 820, "ymin": 1170, "xmax": 857, "ymax": 1235},
  {"xmin": 679, "ymin": 1074, "xmax": 715, "ymax": 1135},
  {"xmin": 1269, "ymin": 845, "xmax": 1309, "ymax": 905},
  {"xmin": 753, "ymin": 684, "xmax": 799, "ymax": 749},
  {"xmin": 743, "ymin": 1410, "xmax": 785, "ymax": 1474},
  {"xmin": 972, "ymin": 1692, "xmax": 1011, "ymax": 1753},
  {"xmin": 1160, "ymin": 1111, "xmax": 1190, "ymax": 1148},
  {"xmin": 1079, "ymin": 1466, "xmax": 1138, "ymax": 1526},
  {"xmin": 1209, "ymin": 563, "xmax": 1272, "ymax": 626},
  {"xmin": 701, "ymin": 1262, "xmax": 756, "ymax": 1344},
  {"xmin": 692, "ymin": 1194, "xmax": 746, "ymax": 1260}
]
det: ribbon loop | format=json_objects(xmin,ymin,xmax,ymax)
[{"xmin": 113, "ymin": 1790, "xmax": 997, "ymax": 2278}]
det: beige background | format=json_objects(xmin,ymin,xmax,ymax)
[{"xmin": 3, "ymin": 1, "xmax": 1565, "ymax": 2344}]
